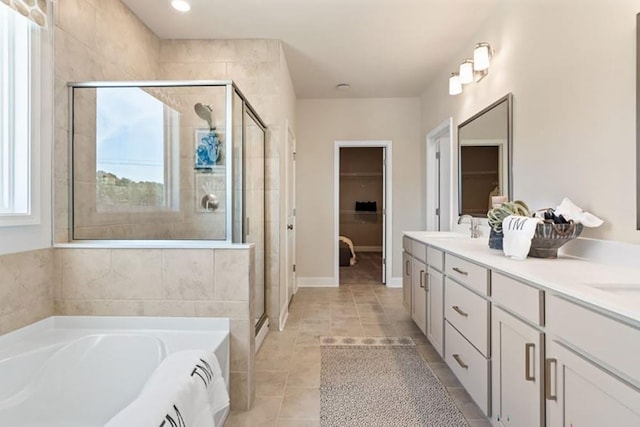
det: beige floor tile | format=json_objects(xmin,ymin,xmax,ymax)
[
  {"xmin": 225, "ymin": 397, "xmax": 281, "ymax": 427},
  {"xmin": 430, "ymin": 362, "xmax": 463, "ymax": 388},
  {"xmin": 299, "ymin": 319, "xmax": 331, "ymax": 334},
  {"xmin": 279, "ymin": 387, "xmax": 320, "ymax": 419},
  {"xmin": 286, "ymin": 360, "xmax": 321, "ymax": 388},
  {"xmin": 276, "ymin": 419, "xmax": 320, "ymax": 427},
  {"xmin": 416, "ymin": 343, "xmax": 444, "ymax": 364},
  {"xmin": 255, "ymin": 348, "xmax": 294, "ymax": 371},
  {"xmin": 295, "ymin": 330, "xmax": 320, "ymax": 346},
  {"xmin": 255, "ymin": 371, "xmax": 289, "ymax": 398},
  {"xmin": 361, "ymin": 322, "xmax": 396, "ymax": 336},
  {"xmin": 291, "ymin": 345, "xmax": 321, "ymax": 364},
  {"xmin": 449, "ymin": 387, "xmax": 487, "ymax": 420},
  {"xmin": 330, "ymin": 325, "xmax": 364, "ymax": 337}
]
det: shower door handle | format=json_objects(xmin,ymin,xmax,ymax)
[{"xmin": 287, "ymin": 224, "xmax": 294, "ymax": 230}]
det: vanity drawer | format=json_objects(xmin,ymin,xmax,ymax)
[
  {"xmin": 492, "ymin": 272, "xmax": 543, "ymax": 325},
  {"xmin": 427, "ymin": 246, "xmax": 444, "ymax": 272},
  {"xmin": 402, "ymin": 236, "xmax": 412, "ymax": 253},
  {"xmin": 411, "ymin": 240, "xmax": 426, "ymax": 263},
  {"xmin": 445, "ymin": 278, "xmax": 490, "ymax": 356},
  {"xmin": 445, "ymin": 253, "xmax": 489, "ymax": 295},
  {"xmin": 547, "ymin": 295, "xmax": 640, "ymax": 383},
  {"xmin": 445, "ymin": 321, "xmax": 490, "ymax": 416}
]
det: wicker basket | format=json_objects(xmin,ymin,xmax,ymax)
[{"xmin": 528, "ymin": 221, "xmax": 583, "ymax": 258}]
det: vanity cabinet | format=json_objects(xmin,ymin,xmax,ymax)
[
  {"xmin": 545, "ymin": 295, "xmax": 640, "ymax": 426},
  {"xmin": 426, "ymin": 266, "xmax": 444, "ymax": 356},
  {"xmin": 491, "ymin": 307, "xmax": 543, "ymax": 427},
  {"xmin": 402, "ymin": 250, "xmax": 412, "ymax": 312},
  {"xmin": 412, "ymin": 258, "xmax": 427, "ymax": 334},
  {"xmin": 491, "ymin": 273, "xmax": 545, "ymax": 427}
]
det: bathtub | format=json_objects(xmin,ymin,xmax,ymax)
[{"xmin": 0, "ymin": 316, "xmax": 230, "ymax": 426}]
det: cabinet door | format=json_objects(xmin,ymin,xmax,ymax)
[
  {"xmin": 426, "ymin": 266, "xmax": 443, "ymax": 356},
  {"xmin": 411, "ymin": 258, "xmax": 427, "ymax": 334},
  {"xmin": 546, "ymin": 340, "xmax": 640, "ymax": 427},
  {"xmin": 402, "ymin": 252, "xmax": 412, "ymax": 313},
  {"xmin": 492, "ymin": 307, "xmax": 543, "ymax": 427}
]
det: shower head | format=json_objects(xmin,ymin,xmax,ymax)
[{"xmin": 194, "ymin": 103, "xmax": 215, "ymax": 130}]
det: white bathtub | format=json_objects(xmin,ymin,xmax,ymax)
[{"xmin": 0, "ymin": 316, "xmax": 230, "ymax": 426}]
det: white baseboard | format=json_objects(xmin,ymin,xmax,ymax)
[
  {"xmin": 386, "ymin": 277, "xmax": 402, "ymax": 288},
  {"xmin": 278, "ymin": 305, "xmax": 288, "ymax": 331},
  {"xmin": 297, "ymin": 277, "xmax": 338, "ymax": 287},
  {"xmin": 354, "ymin": 246, "xmax": 383, "ymax": 252}
]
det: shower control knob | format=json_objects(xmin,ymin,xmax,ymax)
[{"xmin": 287, "ymin": 224, "xmax": 294, "ymax": 230}]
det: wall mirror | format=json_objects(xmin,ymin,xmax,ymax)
[{"xmin": 458, "ymin": 93, "xmax": 513, "ymax": 217}]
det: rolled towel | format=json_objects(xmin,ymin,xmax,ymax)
[
  {"xmin": 502, "ymin": 215, "xmax": 543, "ymax": 260},
  {"xmin": 105, "ymin": 350, "xmax": 228, "ymax": 427},
  {"xmin": 555, "ymin": 197, "xmax": 603, "ymax": 228}
]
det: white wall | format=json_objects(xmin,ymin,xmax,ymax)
[
  {"xmin": 422, "ymin": 0, "xmax": 639, "ymax": 243},
  {"xmin": 296, "ymin": 98, "xmax": 422, "ymax": 283}
]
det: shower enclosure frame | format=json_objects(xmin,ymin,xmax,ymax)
[{"xmin": 66, "ymin": 80, "xmax": 268, "ymax": 332}]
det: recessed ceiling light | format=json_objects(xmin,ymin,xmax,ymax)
[
  {"xmin": 336, "ymin": 83, "xmax": 350, "ymax": 90},
  {"xmin": 171, "ymin": 0, "xmax": 191, "ymax": 12}
]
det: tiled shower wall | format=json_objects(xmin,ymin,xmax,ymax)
[
  {"xmin": 0, "ymin": 249, "xmax": 54, "ymax": 335},
  {"xmin": 53, "ymin": 247, "xmax": 256, "ymax": 410}
]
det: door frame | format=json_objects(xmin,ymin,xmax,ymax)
[
  {"xmin": 426, "ymin": 118, "xmax": 453, "ymax": 231},
  {"xmin": 282, "ymin": 122, "xmax": 296, "ymax": 329},
  {"xmin": 334, "ymin": 140, "xmax": 392, "ymax": 286}
]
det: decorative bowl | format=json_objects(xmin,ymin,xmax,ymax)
[{"xmin": 528, "ymin": 222, "xmax": 583, "ymax": 258}]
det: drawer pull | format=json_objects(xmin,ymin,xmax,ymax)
[
  {"xmin": 452, "ymin": 305, "xmax": 468, "ymax": 317},
  {"xmin": 419, "ymin": 270, "xmax": 425, "ymax": 288},
  {"xmin": 525, "ymin": 343, "xmax": 535, "ymax": 381},
  {"xmin": 453, "ymin": 354, "xmax": 468, "ymax": 369},
  {"xmin": 452, "ymin": 267, "xmax": 468, "ymax": 276},
  {"xmin": 545, "ymin": 358, "xmax": 557, "ymax": 401},
  {"xmin": 405, "ymin": 260, "xmax": 410, "ymax": 275}
]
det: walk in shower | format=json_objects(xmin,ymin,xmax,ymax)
[{"xmin": 68, "ymin": 81, "xmax": 267, "ymax": 332}]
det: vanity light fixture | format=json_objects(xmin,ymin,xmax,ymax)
[
  {"xmin": 171, "ymin": 0, "xmax": 191, "ymax": 12},
  {"xmin": 459, "ymin": 59, "xmax": 474, "ymax": 85},
  {"xmin": 449, "ymin": 42, "xmax": 494, "ymax": 95},
  {"xmin": 449, "ymin": 73, "xmax": 462, "ymax": 95}
]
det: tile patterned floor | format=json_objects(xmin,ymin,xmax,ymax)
[
  {"xmin": 225, "ymin": 285, "xmax": 491, "ymax": 427},
  {"xmin": 339, "ymin": 252, "xmax": 383, "ymax": 285}
]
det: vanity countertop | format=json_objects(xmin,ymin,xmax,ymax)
[{"xmin": 404, "ymin": 231, "xmax": 640, "ymax": 327}]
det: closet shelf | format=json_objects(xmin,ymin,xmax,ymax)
[{"xmin": 339, "ymin": 172, "xmax": 382, "ymax": 177}]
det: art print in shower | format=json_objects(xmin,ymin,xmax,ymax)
[{"xmin": 195, "ymin": 129, "xmax": 222, "ymax": 169}]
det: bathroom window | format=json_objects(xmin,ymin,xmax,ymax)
[
  {"xmin": 0, "ymin": 4, "xmax": 42, "ymax": 225},
  {"xmin": 95, "ymin": 87, "xmax": 180, "ymax": 212}
]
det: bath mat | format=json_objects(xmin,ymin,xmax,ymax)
[{"xmin": 319, "ymin": 336, "xmax": 469, "ymax": 427}]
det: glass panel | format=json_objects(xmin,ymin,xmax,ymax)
[
  {"xmin": 244, "ymin": 110, "xmax": 265, "ymax": 327},
  {"xmin": 72, "ymin": 84, "xmax": 228, "ymax": 240},
  {"xmin": 232, "ymin": 89, "xmax": 243, "ymax": 243}
]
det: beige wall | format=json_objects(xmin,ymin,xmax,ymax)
[
  {"xmin": 0, "ymin": 249, "xmax": 54, "ymax": 334},
  {"xmin": 54, "ymin": 247, "xmax": 255, "ymax": 409},
  {"xmin": 422, "ymin": 0, "xmax": 640, "ymax": 243},
  {"xmin": 296, "ymin": 98, "xmax": 423, "ymax": 282}
]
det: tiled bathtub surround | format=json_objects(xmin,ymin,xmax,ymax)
[
  {"xmin": 53, "ymin": 246, "xmax": 256, "ymax": 410},
  {"xmin": 0, "ymin": 249, "xmax": 54, "ymax": 335}
]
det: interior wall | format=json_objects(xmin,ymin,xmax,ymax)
[
  {"xmin": 421, "ymin": 0, "xmax": 639, "ymax": 243},
  {"xmin": 296, "ymin": 98, "xmax": 422, "ymax": 283}
]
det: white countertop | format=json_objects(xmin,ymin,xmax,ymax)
[{"xmin": 403, "ymin": 231, "xmax": 640, "ymax": 327}]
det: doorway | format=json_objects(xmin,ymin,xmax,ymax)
[{"xmin": 334, "ymin": 141, "xmax": 392, "ymax": 286}]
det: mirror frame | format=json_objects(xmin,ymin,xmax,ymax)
[
  {"xmin": 636, "ymin": 13, "xmax": 639, "ymax": 229},
  {"xmin": 457, "ymin": 93, "xmax": 513, "ymax": 217}
]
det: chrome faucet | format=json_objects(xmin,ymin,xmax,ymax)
[{"xmin": 458, "ymin": 215, "xmax": 481, "ymax": 238}]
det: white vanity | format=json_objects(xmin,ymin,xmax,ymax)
[{"xmin": 402, "ymin": 231, "xmax": 640, "ymax": 427}]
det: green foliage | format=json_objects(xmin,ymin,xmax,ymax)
[{"xmin": 487, "ymin": 200, "xmax": 531, "ymax": 233}]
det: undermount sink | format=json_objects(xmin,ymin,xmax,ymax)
[
  {"xmin": 412, "ymin": 232, "xmax": 470, "ymax": 240},
  {"xmin": 585, "ymin": 283, "xmax": 640, "ymax": 300}
]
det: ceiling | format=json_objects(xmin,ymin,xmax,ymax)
[{"xmin": 121, "ymin": 0, "xmax": 500, "ymax": 99}]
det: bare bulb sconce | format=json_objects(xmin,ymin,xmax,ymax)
[{"xmin": 449, "ymin": 42, "xmax": 494, "ymax": 95}]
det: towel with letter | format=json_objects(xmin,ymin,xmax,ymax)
[
  {"xmin": 502, "ymin": 215, "xmax": 543, "ymax": 260},
  {"xmin": 105, "ymin": 350, "xmax": 229, "ymax": 427}
]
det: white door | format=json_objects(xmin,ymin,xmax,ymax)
[
  {"xmin": 546, "ymin": 340, "xmax": 640, "ymax": 427},
  {"xmin": 492, "ymin": 307, "xmax": 543, "ymax": 427},
  {"xmin": 381, "ymin": 148, "xmax": 387, "ymax": 283},
  {"xmin": 426, "ymin": 119, "xmax": 452, "ymax": 231},
  {"xmin": 426, "ymin": 266, "xmax": 444, "ymax": 356},
  {"xmin": 285, "ymin": 127, "xmax": 297, "ymax": 303}
]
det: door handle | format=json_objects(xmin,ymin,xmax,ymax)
[
  {"xmin": 419, "ymin": 270, "xmax": 425, "ymax": 288},
  {"xmin": 545, "ymin": 358, "xmax": 557, "ymax": 401},
  {"xmin": 453, "ymin": 354, "xmax": 468, "ymax": 369},
  {"xmin": 287, "ymin": 224, "xmax": 294, "ymax": 230},
  {"xmin": 525, "ymin": 343, "xmax": 535, "ymax": 381},
  {"xmin": 405, "ymin": 260, "xmax": 410, "ymax": 275},
  {"xmin": 452, "ymin": 305, "xmax": 468, "ymax": 317}
]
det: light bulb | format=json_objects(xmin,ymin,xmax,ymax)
[
  {"xmin": 449, "ymin": 73, "xmax": 462, "ymax": 95},
  {"xmin": 459, "ymin": 60, "xmax": 474, "ymax": 85},
  {"xmin": 171, "ymin": 0, "xmax": 191, "ymax": 12},
  {"xmin": 473, "ymin": 43, "xmax": 491, "ymax": 71}
]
